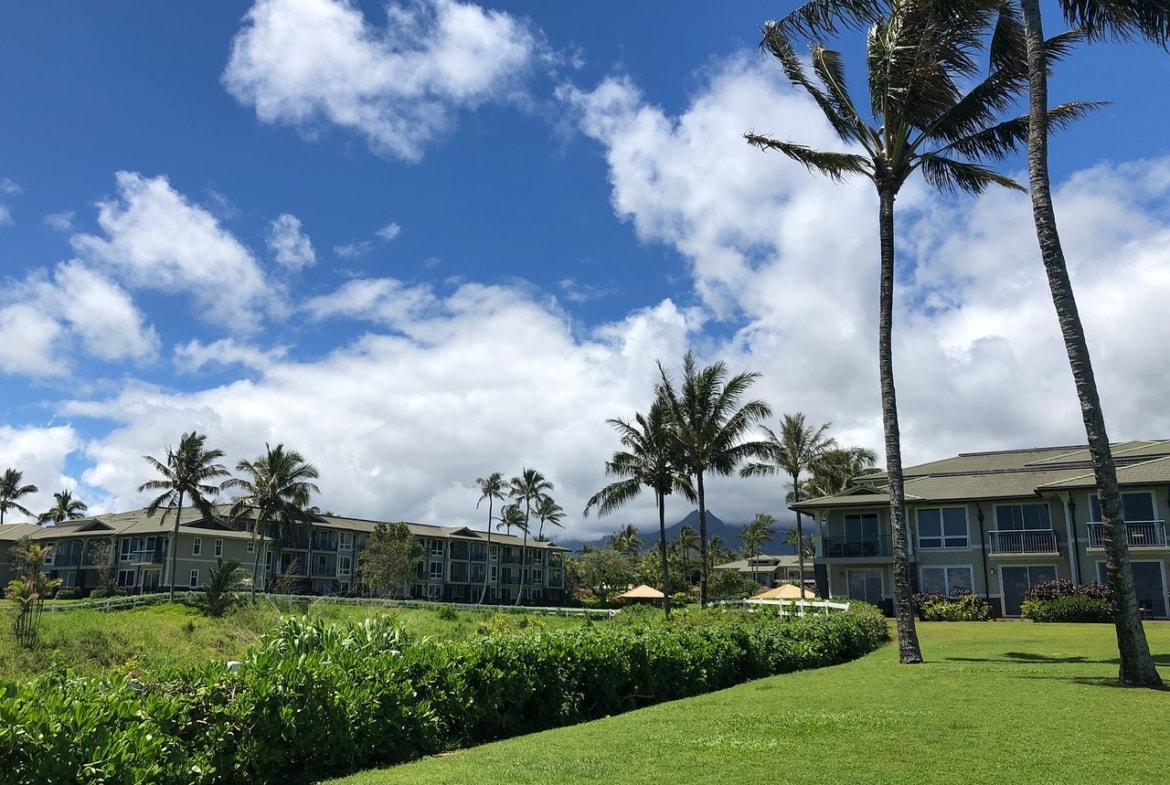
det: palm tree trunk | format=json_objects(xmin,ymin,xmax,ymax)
[
  {"xmin": 169, "ymin": 493, "xmax": 184, "ymax": 603},
  {"xmin": 251, "ymin": 532, "xmax": 262, "ymax": 602},
  {"xmin": 515, "ymin": 530, "xmax": 528, "ymax": 606},
  {"xmin": 657, "ymin": 491, "xmax": 672, "ymax": 620},
  {"xmin": 878, "ymin": 184, "xmax": 923, "ymax": 664},
  {"xmin": 696, "ymin": 471, "xmax": 709, "ymax": 608},
  {"xmin": 792, "ymin": 472, "xmax": 806, "ymax": 593},
  {"xmin": 1019, "ymin": 0, "xmax": 1160, "ymax": 687},
  {"xmin": 479, "ymin": 501, "xmax": 493, "ymax": 605}
]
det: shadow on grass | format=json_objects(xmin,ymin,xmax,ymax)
[{"xmin": 946, "ymin": 651, "xmax": 1170, "ymax": 665}]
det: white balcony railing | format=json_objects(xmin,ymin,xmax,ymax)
[
  {"xmin": 987, "ymin": 529, "xmax": 1058, "ymax": 555},
  {"xmin": 1087, "ymin": 521, "xmax": 1167, "ymax": 549}
]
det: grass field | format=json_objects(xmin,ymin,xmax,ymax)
[
  {"xmin": 323, "ymin": 622, "xmax": 1170, "ymax": 785},
  {"xmin": 0, "ymin": 600, "xmax": 591, "ymax": 681}
]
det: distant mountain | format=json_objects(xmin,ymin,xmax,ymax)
[{"xmin": 558, "ymin": 509, "xmax": 805, "ymax": 557}]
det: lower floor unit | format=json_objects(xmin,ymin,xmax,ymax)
[{"xmin": 814, "ymin": 558, "xmax": 1169, "ymax": 619}]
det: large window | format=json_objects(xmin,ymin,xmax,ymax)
[
  {"xmin": 917, "ymin": 508, "xmax": 969, "ymax": 549},
  {"xmin": 339, "ymin": 556, "xmax": 352, "ymax": 576},
  {"xmin": 994, "ymin": 503, "xmax": 1051, "ymax": 530},
  {"xmin": 429, "ymin": 561, "xmax": 444, "ymax": 580},
  {"xmin": 429, "ymin": 539, "xmax": 444, "ymax": 557},
  {"xmin": 920, "ymin": 566, "xmax": 974, "ymax": 596},
  {"xmin": 844, "ymin": 513, "xmax": 880, "ymax": 541},
  {"xmin": 1090, "ymin": 492, "xmax": 1156, "ymax": 523}
]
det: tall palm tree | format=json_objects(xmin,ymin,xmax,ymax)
[
  {"xmin": 584, "ymin": 397, "xmax": 695, "ymax": 619},
  {"xmin": 139, "ymin": 432, "xmax": 229, "ymax": 602},
  {"xmin": 739, "ymin": 513, "xmax": 776, "ymax": 585},
  {"xmin": 742, "ymin": 414, "xmax": 837, "ymax": 596},
  {"xmin": 495, "ymin": 502, "xmax": 526, "ymax": 602},
  {"xmin": 745, "ymin": 2, "xmax": 1088, "ymax": 663},
  {"xmin": 475, "ymin": 471, "xmax": 506, "ymax": 604},
  {"xmin": 533, "ymin": 495, "xmax": 565, "ymax": 541},
  {"xmin": 37, "ymin": 489, "xmax": 88, "ymax": 526},
  {"xmin": 0, "ymin": 469, "xmax": 38, "ymax": 525},
  {"xmin": 224, "ymin": 443, "xmax": 320, "ymax": 600},
  {"xmin": 508, "ymin": 468, "xmax": 553, "ymax": 605},
  {"xmin": 801, "ymin": 445, "xmax": 879, "ymax": 499},
  {"xmin": 608, "ymin": 524, "xmax": 644, "ymax": 558},
  {"xmin": 657, "ymin": 350, "xmax": 772, "ymax": 607},
  {"xmin": 764, "ymin": 0, "xmax": 1166, "ymax": 691},
  {"xmin": 1016, "ymin": 0, "xmax": 1169, "ymax": 689},
  {"xmin": 784, "ymin": 527, "xmax": 816, "ymax": 559}
]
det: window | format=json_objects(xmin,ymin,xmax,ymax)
[
  {"xmin": 247, "ymin": 540, "xmax": 255, "ymax": 554},
  {"xmin": 340, "ymin": 532, "xmax": 353, "ymax": 551},
  {"xmin": 189, "ymin": 569, "xmax": 200, "ymax": 588},
  {"xmin": 339, "ymin": 556, "xmax": 352, "ymax": 576},
  {"xmin": 489, "ymin": 545, "xmax": 499, "ymax": 561},
  {"xmin": 920, "ymin": 566, "xmax": 974, "ymax": 596},
  {"xmin": 429, "ymin": 561, "xmax": 444, "ymax": 580},
  {"xmin": 43, "ymin": 545, "xmax": 54, "ymax": 565},
  {"xmin": 489, "ymin": 564, "xmax": 498, "ymax": 583},
  {"xmin": 119, "ymin": 538, "xmax": 133, "ymax": 562},
  {"xmin": 994, "ymin": 503, "xmax": 1051, "ymax": 530},
  {"xmin": 214, "ymin": 539, "xmax": 223, "ymax": 557},
  {"xmin": 427, "ymin": 584, "xmax": 442, "ymax": 599},
  {"xmin": 192, "ymin": 537, "xmax": 202, "ymax": 556},
  {"xmin": 315, "ymin": 554, "xmax": 328, "ymax": 576},
  {"xmin": 917, "ymin": 507, "xmax": 969, "ymax": 548},
  {"xmin": 117, "ymin": 569, "xmax": 135, "ymax": 587},
  {"xmin": 530, "ymin": 551, "xmax": 543, "ymax": 565},
  {"xmin": 531, "ymin": 568, "xmax": 543, "ymax": 585},
  {"xmin": 531, "ymin": 588, "xmax": 543, "ymax": 602},
  {"xmin": 1090, "ymin": 492, "xmax": 1156, "ymax": 523},
  {"xmin": 429, "ymin": 539, "xmax": 444, "ymax": 556}
]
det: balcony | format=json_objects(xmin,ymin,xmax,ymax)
[
  {"xmin": 987, "ymin": 529, "xmax": 1058, "ymax": 555},
  {"xmin": 1087, "ymin": 521, "xmax": 1167, "ymax": 550},
  {"xmin": 821, "ymin": 536, "xmax": 892, "ymax": 558},
  {"xmin": 130, "ymin": 549, "xmax": 166, "ymax": 565}
]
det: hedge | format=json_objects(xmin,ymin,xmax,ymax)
[{"xmin": 0, "ymin": 606, "xmax": 887, "ymax": 785}]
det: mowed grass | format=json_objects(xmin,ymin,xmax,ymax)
[
  {"xmin": 0, "ymin": 600, "xmax": 590, "ymax": 681},
  {"xmin": 324, "ymin": 622, "xmax": 1170, "ymax": 785}
]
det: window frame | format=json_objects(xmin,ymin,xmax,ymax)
[
  {"xmin": 919, "ymin": 565, "xmax": 975, "ymax": 596},
  {"xmin": 916, "ymin": 507, "xmax": 970, "ymax": 549},
  {"xmin": 192, "ymin": 537, "xmax": 202, "ymax": 557}
]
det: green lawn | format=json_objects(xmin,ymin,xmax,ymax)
[{"xmin": 324, "ymin": 622, "xmax": 1170, "ymax": 785}]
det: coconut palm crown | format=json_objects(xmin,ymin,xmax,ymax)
[{"xmin": 0, "ymin": 469, "xmax": 39, "ymax": 525}]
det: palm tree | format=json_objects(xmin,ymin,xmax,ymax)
[
  {"xmin": 224, "ymin": 443, "xmax": 320, "ymax": 600},
  {"xmin": 608, "ymin": 524, "xmax": 644, "ymax": 558},
  {"xmin": 742, "ymin": 414, "xmax": 837, "ymax": 597},
  {"xmin": 475, "ymin": 472, "xmax": 506, "ymax": 604},
  {"xmin": 763, "ymin": 0, "xmax": 1166, "ymax": 691},
  {"xmin": 672, "ymin": 524, "xmax": 700, "ymax": 592},
  {"xmin": 584, "ymin": 397, "xmax": 695, "ymax": 619},
  {"xmin": 740, "ymin": 513, "xmax": 776, "ymax": 585},
  {"xmin": 495, "ymin": 502, "xmax": 526, "ymax": 602},
  {"xmin": 1016, "ymin": 0, "xmax": 1169, "ymax": 688},
  {"xmin": 0, "ymin": 469, "xmax": 38, "ymax": 525},
  {"xmin": 744, "ymin": 2, "xmax": 1089, "ymax": 663},
  {"xmin": 784, "ymin": 527, "xmax": 815, "ymax": 559},
  {"xmin": 139, "ymin": 432, "xmax": 229, "ymax": 602},
  {"xmin": 508, "ymin": 468, "xmax": 553, "ymax": 605},
  {"xmin": 801, "ymin": 446, "xmax": 879, "ymax": 499},
  {"xmin": 657, "ymin": 350, "xmax": 772, "ymax": 607},
  {"xmin": 37, "ymin": 489, "xmax": 88, "ymax": 526},
  {"xmin": 533, "ymin": 495, "xmax": 565, "ymax": 541}
]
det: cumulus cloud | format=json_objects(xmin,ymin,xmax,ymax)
[
  {"xmin": 267, "ymin": 212, "xmax": 317, "ymax": 269},
  {"xmin": 0, "ymin": 424, "xmax": 83, "ymax": 523},
  {"xmin": 223, "ymin": 0, "xmax": 540, "ymax": 161},
  {"xmin": 174, "ymin": 338, "xmax": 290, "ymax": 373},
  {"xmin": 376, "ymin": 222, "xmax": 401, "ymax": 241},
  {"xmin": 54, "ymin": 262, "xmax": 159, "ymax": 362},
  {"xmin": 71, "ymin": 171, "xmax": 274, "ymax": 331}
]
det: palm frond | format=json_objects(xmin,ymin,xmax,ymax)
[
  {"xmin": 1058, "ymin": 0, "xmax": 1170, "ymax": 46},
  {"xmin": 764, "ymin": 0, "xmax": 887, "ymax": 39},
  {"xmin": 940, "ymin": 101, "xmax": 1103, "ymax": 159},
  {"xmin": 917, "ymin": 154, "xmax": 1024, "ymax": 194},
  {"xmin": 745, "ymin": 134, "xmax": 871, "ymax": 181}
]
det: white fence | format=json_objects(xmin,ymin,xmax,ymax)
[{"xmin": 710, "ymin": 598, "xmax": 851, "ymax": 617}]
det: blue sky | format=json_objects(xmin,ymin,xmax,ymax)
[{"xmin": 1, "ymin": 1, "xmax": 1169, "ymax": 539}]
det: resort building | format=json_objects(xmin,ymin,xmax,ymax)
[
  {"xmin": 712, "ymin": 554, "xmax": 815, "ymax": 589},
  {"xmin": 793, "ymin": 440, "xmax": 1170, "ymax": 618},
  {"xmin": 0, "ymin": 508, "xmax": 568, "ymax": 604}
]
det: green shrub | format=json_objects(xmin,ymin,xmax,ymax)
[
  {"xmin": 1021, "ymin": 595, "xmax": 1113, "ymax": 623},
  {"xmin": 914, "ymin": 591, "xmax": 991, "ymax": 621},
  {"xmin": 54, "ymin": 587, "xmax": 82, "ymax": 601},
  {"xmin": 436, "ymin": 604, "xmax": 459, "ymax": 621}
]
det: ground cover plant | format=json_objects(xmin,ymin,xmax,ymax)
[
  {"xmin": 323, "ymin": 621, "xmax": 1170, "ymax": 785},
  {"xmin": 0, "ymin": 605, "xmax": 885, "ymax": 784}
]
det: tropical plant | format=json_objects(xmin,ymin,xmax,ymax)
[
  {"xmin": 671, "ymin": 524, "xmax": 701, "ymax": 590},
  {"xmin": 358, "ymin": 522, "xmax": 424, "ymax": 599},
  {"xmin": 608, "ymin": 524, "xmax": 644, "ymax": 558},
  {"xmin": 763, "ymin": 0, "xmax": 1166, "ymax": 689},
  {"xmin": 225, "ymin": 443, "xmax": 320, "ymax": 600},
  {"xmin": 495, "ymin": 503, "xmax": 526, "ymax": 601},
  {"xmin": 784, "ymin": 527, "xmax": 815, "ymax": 559},
  {"xmin": 200, "ymin": 558, "xmax": 245, "ymax": 617},
  {"xmin": 742, "ymin": 413, "xmax": 836, "ymax": 592},
  {"xmin": 37, "ymin": 489, "xmax": 88, "ymax": 526},
  {"xmin": 801, "ymin": 445, "xmax": 879, "ymax": 498},
  {"xmin": 139, "ymin": 432, "xmax": 229, "ymax": 602},
  {"xmin": 533, "ymin": 495, "xmax": 565, "ymax": 541},
  {"xmin": 5, "ymin": 540, "xmax": 60, "ymax": 647},
  {"xmin": 0, "ymin": 468, "xmax": 38, "ymax": 525},
  {"xmin": 475, "ymin": 471, "xmax": 506, "ymax": 604},
  {"xmin": 657, "ymin": 350, "xmax": 772, "ymax": 607},
  {"xmin": 584, "ymin": 397, "xmax": 695, "ymax": 619},
  {"xmin": 744, "ymin": 2, "xmax": 1089, "ymax": 663},
  {"xmin": 739, "ymin": 513, "xmax": 777, "ymax": 585},
  {"xmin": 508, "ymin": 468, "xmax": 553, "ymax": 605}
]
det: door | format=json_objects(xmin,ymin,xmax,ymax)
[
  {"xmin": 1098, "ymin": 561, "xmax": 1167, "ymax": 617},
  {"xmin": 846, "ymin": 568, "xmax": 883, "ymax": 604},
  {"xmin": 1000, "ymin": 564, "xmax": 1057, "ymax": 616}
]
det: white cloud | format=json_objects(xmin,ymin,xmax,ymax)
[
  {"xmin": 334, "ymin": 239, "xmax": 373, "ymax": 259},
  {"xmin": 304, "ymin": 277, "xmax": 439, "ymax": 329},
  {"xmin": 0, "ymin": 424, "xmax": 84, "ymax": 523},
  {"xmin": 54, "ymin": 262, "xmax": 159, "ymax": 362},
  {"xmin": 267, "ymin": 212, "xmax": 317, "ymax": 269},
  {"xmin": 0, "ymin": 177, "xmax": 21, "ymax": 195},
  {"xmin": 376, "ymin": 222, "xmax": 401, "ymax": 241},
  {"xmin": 223, "ymin": 0, "xmax": 540, "ymax": 161},
  {"xmin": 0, "ymin": 300, "xmax": 67, "ymax": 377},
  {"xmin": 44, "ymin": 211, "xmax": 74, "ymax": 232},
  {"xmin": 0, "ymin": 205, "xmax": 11, "ymax": 226},
  {"xmin": 71, "ymin": 171, "xmax": 275, "ymax": 331},
  {"xmin": 174, "ymin": 338, "xmax": 290, "ymax": 373}
]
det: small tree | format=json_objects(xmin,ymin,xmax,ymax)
[
  {"xmin": 6, "ymin": 540, "xmax": 60, "ymax": 647},
  {"xmin": 570, "ymin": 548, "xmax": 637, "ymax": 605},
  {"xmin": 201, "ymin": 558, "xmax": 245, "ymax": 617},
  {"xmin": 86, "ymin": 538, "xmax": 118, "ymax": 595},
  {"xmin": 359, "ymin": 523, "xmax": 424, "ymax": 599}
]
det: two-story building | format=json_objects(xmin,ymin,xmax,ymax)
[{"xmin": 794, "ymin": 440, "xmax": 1170, "ymax": 618}]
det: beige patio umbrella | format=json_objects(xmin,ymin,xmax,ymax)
[
  {"xmin": 753, "ymin": 583, "xmax": 818, "ymax": 600},
  {"xmin": 616, "ymin": 584, "xmax": 665, "ymax": 602}
]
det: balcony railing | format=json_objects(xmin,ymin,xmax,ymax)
[
  {"xmin": 821, "ymin": 536, "xmax": 892, "ymax": 558},
  {"xmin": 987, "ymin": 529, "xmax": 1058, "ymax": 555},
  {"xmin": 130, "ymin": 549, "xmax": 166, "ymax": 565},
  {"xmin": 1087, "ymin": 521, "xmax": 1167, "ymax": 549}
]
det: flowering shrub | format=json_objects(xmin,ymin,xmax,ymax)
[{"xmin": 912, "ymin": 589, "xmax": 991, "ymax": 621}]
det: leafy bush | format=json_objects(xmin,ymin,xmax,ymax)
[
  {"xmin": 436, "ymin": 604, "xmax": 459, "ymax": 622},
  {"xmin": 0, "ymin": 607, "xmax": 887, "ymax": 784},
  {"xmin": 1023, "ymin": 579, "xmax": 1111, "ymax": 603},
  {"xmin": 1022, "ymin": 595, "xmax": 1113, "ymax": 623},
  {"xmin": 913, "ymin": 589, "xmax": 991, "ymax": 621},
  {"xmin": 53, "ymin": 587, "xmax": 82, "ymax": 601}
]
